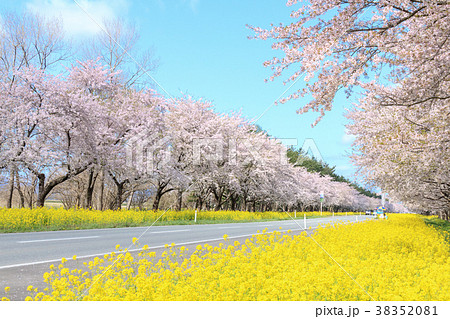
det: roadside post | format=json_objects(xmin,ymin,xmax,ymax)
[
  {"xmin": 319, "ymin": 191, "xmax": 324, "ymax": 215},
  {"xmin": 195, "ymin": 210, "xmax": 197, "ymax": 223},
  {"xmin": 376, "ymin": 206, "xmax": 386, "ymax": 219},
  {"xmin": 295, "ymin": 210, "xmax": 297, "ymax": 218}
]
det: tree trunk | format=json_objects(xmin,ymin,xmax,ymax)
[
  {"xmin": 241, "ymin": 193, "xmax": 248, "ymax": 211},
  {"xmin": 26, "ymin": 176, "xmax": 38, "ymax": 208},
  {"xmin": 212, "ymin": 188, "xmax": 223, "ymax": 211},
  {"xmin": 36, "ymin": 165, "xmax": 89, "ymax": 207},
  {"xmin": 115, "ymin": 182, "xmax": 124, "ymax": 210},
  {"xmin": 230, "ymin": 195, "xmax": 237, "ymax": 211},
  {"xmin": 14, "ymin": 170, "xmax": 25, "ymax": 208},
  {"xmin": 36, "ymin": 174, "xmax": 46, "ymax": 207},
  {"xmin": 127, "ymin": 190, "xmax": 134, "ymax": 210},
  {"xmin": 195, "ymin": 197, "xmax": 203, "ymax": 211},
  {"xmin": 443, "ymin": 211, "xmax": 449, "ymax": 221},
  {"xmin": 152, "ymin": 190, "xmax": 162, "ymax": 211},
  {"xmin": 75, "ymin": 193, "xmax": 81, "ymax": 208},
  {"xmin": 85, "ymin": 187, "xmax": 94, "ymax": 209},
  {"xmin": 85, "ymin": 168, "xmax": 97, "ymax": 209},
  {"xmin": 6, "ymin": 167, "xmax": 15, "ymax": 208},
  {"xmin": 26, "ymin": 192, "xmax": 34, "ymax": 208},
  {"xmin": 176, "ymin": 189, "xmax": 183, "ymax": 211},
  {"xmin": 151, "ymin": 180, "xmax": 174, "ymax": 211},
  {"xmin": 98, "ymin": 168, "xmax": 105, "ymax": 210}
]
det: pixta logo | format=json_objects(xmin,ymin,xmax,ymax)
[
  {"xmin": 125, "ymin": 130, "xmax": 172, "ymax": 174},
  {"xmin": 296, "ymin": 138, "xmax": 324, "ymax": 164}
]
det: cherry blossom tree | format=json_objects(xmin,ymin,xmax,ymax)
[
  {"xmin": 249, "ymin": 0, "xmax": 449, "ymax": 122},
  {"xmin": 144, "ymin": 96, "xmax": 220, "ymax": 211},
  {"xmin": 161, "ymin": 95, "xmax": 378, "ymax": 212},
  {"xmin": 85, "ymin": 65, "xmax": 164, "ymax": 210},
  {"xmin": 166, "ymin": 97, "xmax": 251, "ymax": 211},
  {"xmin": 347, "ymin": 88, "xmax": 449, "ymax": 218},
  {"xmin": 0, "ymin": 60, "xmax": 163, "ymax": 208},
  {"xmin": 0, "ymin": 62, "xmax": 378, "ymax": 211},
  {"xmin": 0, "ymin": 66, "xmax": 90, "ymax": 207},
  {"xmin": 81, "ymin": 17, "xmax": 158, "ymax": 89},
  {"xmin": 0, "ymin": 10, "xmax": 67, "ymax": 208},
  {"xmin": 76, "ymin": 17, "xmax": 160, "ymax": 209},
  {"xmin": 251, "ymin": 0, "xmax": 449, "ymax": 217}
]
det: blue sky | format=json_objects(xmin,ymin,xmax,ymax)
[{"xmin": 1, "ymin": 0, "xmax": 360, "ymax": 180}]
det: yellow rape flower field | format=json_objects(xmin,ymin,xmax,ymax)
[
  {"xmin": 7, "ymin": 214, "xmax": 449, "ymax": 301},
  {"xmin": 0, "ymin": 207, "xmax": 356, "ymax": 233}
]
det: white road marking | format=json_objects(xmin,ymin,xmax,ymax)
[
  {"xmin": 218, "ymin": 223, "xmax": 296, "ymax": 229},
  {"xmin": 17, "ymin": 236, "xmax": 100, "ymax": 244},
  {"xmin": 149, "ymin": 229, "xmax": 190, "ymax": 234},
  {"xmin": 218, "ymin": 226, "xmax": 244, "ymax": 229}
]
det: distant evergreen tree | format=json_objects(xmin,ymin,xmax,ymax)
[
  {"xmin": 254, "ymin": 124, "xmax": 378, "ymax": 199},
  {"xmin": 287, "ymin": 147, "xmax": 379, "ymax": 198}
]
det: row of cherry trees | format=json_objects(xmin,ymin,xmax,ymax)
[
  {"xmin": 0, "ymin": 8, "xmax": 384, "ymax": 212},
  {"xmin": 0, "ymin": 58, "xmax": 380, "ymax": 211},
  {"xmin": 251, "ymin": 0, "xmax": 449, "ymax": 219}
]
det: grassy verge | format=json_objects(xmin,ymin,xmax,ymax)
[{"xmin": 424, "ymin": 216, "xmax": 450, "ymax": 245}]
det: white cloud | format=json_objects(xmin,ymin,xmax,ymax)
[
  {"xmin": 25, "ymin": 0, "xmax": 129, "ymax": 37},
  {"xmin": 181, "ymin": 0, "xmax": 200, "ymax": 13},
  {"xmin": 342, "ymin": 129, "xmax": 356, "ymax": 144},
  {"xmin": 189, "ymin": 0, "xmax": 200, "ymax": 12},
  {"xmin": 335, "ymin": 164, "xmax": 350, "ymax": 171}
]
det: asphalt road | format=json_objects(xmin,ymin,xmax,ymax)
[{"xmin": 0, "ymin": 214, "xmax": 374, "ymax": 300}]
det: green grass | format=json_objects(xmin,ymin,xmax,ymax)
[
  {"xmin": 43, "ymin": 200, "xmax": 64, "ymax": 208},
  {"xmin": 148, "ymin": 215, "xmax": 327, "ymax": 226},
  {"xmin": 424, "ymin": 217, "xmax": 450, "ymax": 245}
]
